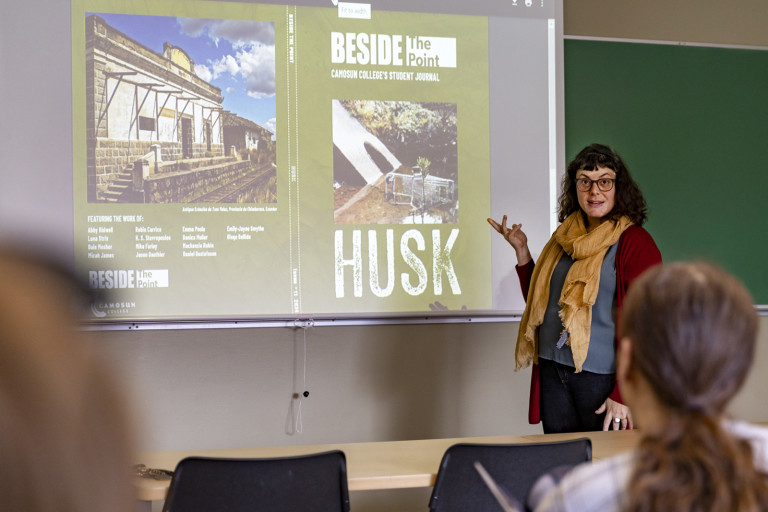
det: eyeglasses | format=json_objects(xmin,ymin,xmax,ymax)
[{"xmin": 575, "ymin": 177, "xmax": 615, "ymax": 192}]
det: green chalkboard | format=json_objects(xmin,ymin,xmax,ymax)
[{"xmin": 564, "ymin": 39, "xmax": 768, "ymax": 304}]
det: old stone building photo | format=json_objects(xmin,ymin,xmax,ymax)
[{"xmin": 85, "ymin": 14, "xmax": 276, "ymax": 203}]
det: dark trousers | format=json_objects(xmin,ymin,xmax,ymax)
[{"xmin": 538, "ymin": 358, "xmax": 616, "ymax": 434}]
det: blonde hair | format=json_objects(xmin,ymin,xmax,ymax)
[
  {"xmin": 0, "ymin": 249, "xmax": 136, "ymax": 512},
  {"xmin": 622, "ymin": 262, "xmax": 768, "ymax": 512}
]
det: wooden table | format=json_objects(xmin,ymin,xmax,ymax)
[
  {"xmin": 135, "ymin": 430, "xmax": 639, "ymax": 509},
  {"xmin": 522, "ymin": 429, "xmax": 640, "ymax": 460}
]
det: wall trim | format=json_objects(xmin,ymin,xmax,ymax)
[{"xmin": 564, "ymin": 34, "xmax": 768, "ymax": 52}]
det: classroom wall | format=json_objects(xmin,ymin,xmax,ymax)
[
  {"xmin": 90, "ymin": 2, "xmax": 767, "ymax": 511},
  {"xmin": 563, "ymin": 0, "xmax": 768, "ymax": 47},
  {"xmin": 96, "ymin": 318, "xmax": 768, "ymax": 452},
  {"xmin": 93, "ymin": 322, "xmax": 540, "ymax": 451}
]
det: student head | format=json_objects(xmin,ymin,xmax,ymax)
[
  {"xmin": 0, "ymin": 248, "xmax": 136, "ymax": 512},
  {"xmin": 558, "ymin": 143, "xmax": 648, "ymax": 225},
  {"xmin": 618, "ymin": 261, "xmax": 767, "ymax": 511},
  {"xmin": 621, "ymin": 261, "xmax": 757, "ymax": 416}
]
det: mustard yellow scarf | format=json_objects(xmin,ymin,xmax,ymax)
[{"xmin": 515, "ymin": 212, "xmax": 633, "ymax": 372}]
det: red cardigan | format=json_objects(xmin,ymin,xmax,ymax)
[{"xmin": 515, "ymin": 225, "xmax": 662, "ymax": 424}]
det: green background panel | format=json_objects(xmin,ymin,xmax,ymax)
[{"xmin": 564, "ymin": 39, "xmax": 768, "ymax": 303}]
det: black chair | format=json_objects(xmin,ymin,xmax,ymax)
[
  {"xmin": 428, "ymin": 438, "xmax": 592, "ymax": 512},
  {"xmin": 162, "ymin": 450, "xmax": 350, "ymax": 512}
]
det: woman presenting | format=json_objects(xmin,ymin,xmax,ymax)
[{"xmin": 488, "ymin": 143, "xmax": 661, "ymax": 433}]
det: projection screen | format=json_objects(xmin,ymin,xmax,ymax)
[{"xmin": 0, "ymin": 0, "xmax": 564, "ymax": 326}]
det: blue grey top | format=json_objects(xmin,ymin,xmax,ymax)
[{"xmin": 538, "ymin": 241, "xmax": 618, "ymax": 374}]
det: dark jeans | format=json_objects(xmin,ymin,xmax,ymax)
[{"xmin": 538, "ymin": 358, "xmax": 616, "ymax": 434}]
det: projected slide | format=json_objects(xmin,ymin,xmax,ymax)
[{"xmin": 71, "ymin": 0, "xmax": 559, "ymax": 322}]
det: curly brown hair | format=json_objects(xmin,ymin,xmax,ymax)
[
  {"xmin": 622, "ymin": 262, "xmax": 768, "ymax": 512},
  {"xmin": 557, "ymin": 143, "xmax": 648, "ymax": 225}
]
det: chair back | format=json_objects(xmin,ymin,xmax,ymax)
[
  {"xmin": 162, "ymin": 450, "xmax": 350, "ymax": 512},
  {"xmin": 428, "ymin": 438, "xmax": 591, "ymax": 512}
]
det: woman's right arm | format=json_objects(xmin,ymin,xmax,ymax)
[
  {"xmin": 487, "ymin": 215, "xmax": 535, "ymax": 299},
  {"xmin": 516, "ymin": 260, "xmax": 535, "ymax": 301}
]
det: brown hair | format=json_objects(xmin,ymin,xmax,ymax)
[
  {"xmin": 621, "ymin": 262, "xmax": 768, "ymax": 511},
  {"xmin": 0, "ymin": 249, "xmax": 136, "ymax": 512},
  {"xmin": 558, "ymin": 143, "xmax": 648, "ymax": 225}
]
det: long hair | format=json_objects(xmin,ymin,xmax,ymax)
[
  {"xmin": 0, "ymin": 249, "xmax": 136, "ymax": 512},
  {"xmin": 557, "ymin": 143, "xmax": 648, "ymax": 225},
  {"xmin": 621, "ymin": 262, "xmax": 768, "ymax": 512}
]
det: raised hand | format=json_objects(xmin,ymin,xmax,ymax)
[{"xmin": 487, "ymin": 215, "xmax": 532, "ymax": 265}]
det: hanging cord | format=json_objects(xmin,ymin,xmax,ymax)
[{"xmin": 294, "ymin": 319, "xmax": 313, "ymax": 434}]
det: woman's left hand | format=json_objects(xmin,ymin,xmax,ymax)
[{"xmin": 596, "ymin": 398, "xmax": 634, "ymax": 431}]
